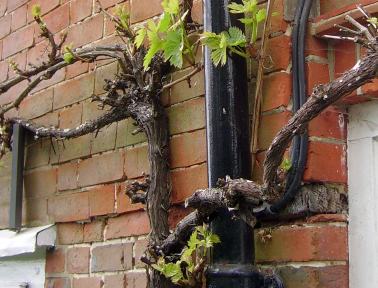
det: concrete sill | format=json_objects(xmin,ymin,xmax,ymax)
[{"xmin": 312, "ymin": 0, "xmax": 378, "ymax": 36}]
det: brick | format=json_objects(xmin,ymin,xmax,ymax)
[
  {"xmin": 78, "ymin": 150, "xmax": 125, "ymax": 187},
  {"xmin": 130, "ymin": 0, "xmax": 162, "ymax": 23},
  {"xmin": 49, "ymin": 192, "xmax": 90, "ymax": 222},
  {"xmin": 278, "ymin": 265, "xmax": 348, "ymax": 288},
  {"xmin": 66, "ymin": 61, "xmax": 89, "ymax": 79},
  {"xmin": 19, "ymin": 88, "xmax": 53, "ymax": 119},
  {"xmin": 169, "ymin": 129, "xmax": 206, "ymax": 168},
  {"xmin": 54, "ymin": 73, "xmax": 94, "ymax": 109},
  {"xmin": 35, "ymin": 4, "xmax": 69, "ymax": 38},
  {"xmin": 319, "ymin": 0, "xmax": 358, "ymax": 14},
  {"xmin": 27, "ymin": 0, "xmax": 60, "ymax": 20},
  {"xmin": 116, "ymin": 182, "xmax": 144, "ymax": 214},
  {"xmin": 91, "ymin": 243, "xmax": 132, "ymax": 272},
  {"xmin": 73, "ymin": 277, "xmax": 103, "ymax": 288},
  {"xmin": 308, "ymin": 107, "xmax": 346, "ymax": 139},
  {"xmin": 0, "ymin": 61, "xmax": 8, "ymax": 82},
  {"xmin": 97, "ymin": 0, "xmax": 125, "ymax": 9},
  {"xmin": 306, "ymin": 62, "xmax": 330, "ymax": 94},
  {"xmin": 57, "ymin": 223, "xmax": 84, "ymax": 244},
  {"xmin": 270, "ymin": 0, "xmax": 288, "ymax": 34},
  {"xmin": 66, "ymin": 14, "xmax": 104, "ymax": 48},
  {"xmin": 0, "ymin": 80, "xmax": 28, "ymax": 106},
  {"xmin": 11, "ymin": 5, "xmax": 27, "ymax": 31},
  {"xmin": 116, "ymin": 118, "xmax": 147, "ymax": 148},
  {"xmin": 265, "ymin": 35, "xmax": 291, "ymax": 72},
  {"xmin": 3, "ymin": 25, "xmax": 34, "ymax": 58},
  {"xmin": 8, "ymin": 0, "xmax": 28, "ymax": 13},
  {"xmin": 45, "ymin": 278, "xmax": 71, "ymax": 288},
  {"xmin": 125, "ymin": 271, "xmax": 147, "ymax": 288},
  {"xmin": 304, "ymin": 141, "xmax": 347, "ymax": 183},
  {"xmin": 104, "ymin": 274, "xmax": 126, "ymax": 288},
  {"xmin": 134, "ymin": 238, "xmax": 148, "ymax": 268},
  {"xmin": 169, "ymin": 205, "xmax": 192, "ymax": 229},
  {"xmin": 8, "ymin": 51, "xmax": 27, "ymax": 78},
  {"xmin": 306, "ymin": 34, "xmax": 328, "ymax": 59},
  {"xmin": 71, "ymin": 0, "xmax": 93, "ymax": 24},
  {"xmin": 362, "ymin": 78, "xmax": 378, "ymax": 98},
  {"xmin": 67, "ymin": 247, "xmax": 90, "ymax": 274},
  {"xmin": 89, "ymin": 184, "xmax": 116, "ymax": 216},
  {"xmin": 25, "ymin": 197, "xmax": 49, "ymax": 225},
  {"xmin": 191, "ymin": 0, "xmax": 203, "ymax": 24},
  {"xmin": 307, "ymin": 213, "xmax": 347, "ymax": 224},
  {"xmin": 59, "ymin": 104, "xmax": 83, "ymax": 129},
  {"xmin": 0, "ymin": 0, "xmax": 6, "ymax": 16},
  {"xmin": 106, "ymin": 211, "xmax": 150, "ymax": 239},
  {"xmin": 58, "ymin": 161, "xmax": 78, "ymax": 191},
  {"xmin": 84, "ymin": 220, "xmax": 105, "ymax": 242},
  {"xmin": 34, "ymin": 111, "xmax": 59, "ymax": 127},
  {"xmin": 25, "ymin": 139, "xmax": 51, "ymax": 169},
  {"xmin": 171, "ymin": 163, "xmax": 208, "ymax": 203},
  {"xmin": 258, "ymin": 111, "xmax": 291, "ymax": 150},
  {"xmin": 55, "ymin": 134, "xmax": 92, "ymax": 163},
  {"xmin": 124, "ymin": 145, "xmax": 149, "ymax": 179},
  {"xmin": 24, "ymin": 168, "xmax": 57, "ymax": 198},
  {"xmin": 94, "ymin": 62, "xmax": 118, "ymax": 95},
  {"xmin": 168, "ymin": 97, "xmax": 205, "ymax": 135},
  {"xmin": 262, "ymin": 72, "xmax": 291, "ymax": 112},
  {"xmin": 255, "ymin": 225, "xmax": 347, "ymax": 263},
  {"xmin": 91, "ymin": 122, "xmax": 117, "ymax": 154},
  {"xmin": 82, "ymin": 100, "xmax": 107, "ymax": 122},
  {"xmin": 168, "ymin": 69, "xmax": 204, "ymax": 105},
  {"xmin": 46, "ymin": 248, "xmax": 65, "ymax": 274},
  {"xmin": 33, "ymin": 67, "xmax": 65, "ymax": 92}
]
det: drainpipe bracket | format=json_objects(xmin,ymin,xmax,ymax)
[{"xmin": 206, "ymin": 265, "xmax": 284, "ymax": 288}]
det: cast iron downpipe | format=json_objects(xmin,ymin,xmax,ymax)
[
  {"xmin": 204, "ymin": 0, "xmax": 313, "ymax": 286},
  {"xmin": 203, "ymin": 1, "xmax": 282, "ymax": 287}
]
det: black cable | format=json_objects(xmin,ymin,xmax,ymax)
[
  {"xmin": 255, "ymin": 0, "xmax": 312, "ymax": 216},
  {"xmin": 270, "ymin": 0, "xmax": 312, "ymax": 213}
]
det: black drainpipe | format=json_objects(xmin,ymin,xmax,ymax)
[{"xmin": 204, "ymin": 1, "xmax": 282, "ymax": 287}]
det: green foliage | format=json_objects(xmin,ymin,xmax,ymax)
[
  {"xmin": 201, "ymin": 27, "xmax": 247, "ymax": 66},
  {"xmin": 228, "ymin": 0, "xmax": 266, "ymax": 43},
  {"xmin": 31, "ymin": 4, "xmax": 42, "ymax": 18},
  {"xmin": 280, "ymin": 157, "xmax": 292, "ymax": 172},
  {"xmin": 201, "ymin": 0, "xmax": 267, "ymax": 67},
  {"xmin": 368, "ymin": 17, "xmax": 378, "ymax": 27},
  {"xmin": 152, "ymin": 225, "xmax": 220, "ymax": 286},
  {"xmin": 63, "ymin": 44, "xmax": 74, "ymax": 64},
  {"xmin": 114, "ymin": 5, "xmax": 130, "ymax": 31},
  {"xmin": 135, "ymin": 0, "xmax": 195, "ymax": 70}
]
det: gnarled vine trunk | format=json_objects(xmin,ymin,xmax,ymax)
[{"xmin": 131, "ymin": 99, "xmax": 172, "ymax": 288}]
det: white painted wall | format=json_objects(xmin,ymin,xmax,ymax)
[
  {"xmin": 0, "ymin": 249, "xmax": 46, "ymax": 288},
  {"xmin": 348, "ymin": 100, "xmax": 378, "ymax": 288}
]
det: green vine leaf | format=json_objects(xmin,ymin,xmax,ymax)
[
  {"xmin": 134, "ymin": 27, "xmax": 146, "ymax": 48},
  {"xmin": 31, "ymin": 4, "xmax": 42, "ymax": 18},
  {"xmin": 114, "ymin": 5, "xmax": 130, "ymax": 31},
  {"xmin": 201, "ymin": 27, "xmax": 247, "ymax": 67},
  {"xmin": 63, "ymin": 44, "xmax": 75, "ymax": 64},
  {"xmin": 280, "ymin": 158, "xmax": 292, "ymax": 172},
  {"xmin": 163, "ymin": 28, "xmax": 184, "ymax": 68},
  {"xmin": 162, "ymin": 0, "xmax": 180, "ymax": 15}
]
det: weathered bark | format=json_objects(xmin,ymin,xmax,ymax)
[
  {"xmin": 129, "ymin": 98, "xmax": 172, "ymax": 288},
  {"xmin": 263, "ymin": 50, "xmax": 378, "ymax": 198}
]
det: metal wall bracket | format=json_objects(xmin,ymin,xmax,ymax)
[
  {"xmin": 9, "ymin": 123, "xmax": 25, "ymax": 231},
  {"xmin": 207, "ymin": 265, "xmax": 284, "ymax": 288}
]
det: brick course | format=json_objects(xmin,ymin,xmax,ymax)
[{"xmin": 0, "ymin": 1, "xmax": 357, "ymax": 287}]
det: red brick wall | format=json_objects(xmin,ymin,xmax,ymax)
[
  {"xmin": 0, "ymin": 0, "xmax": 204, "ymax": 287},
  {"xmin": 0, "ymin": 0, "xmax": 374, "ymax": 287}
]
